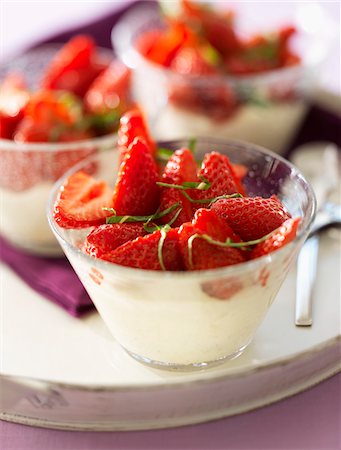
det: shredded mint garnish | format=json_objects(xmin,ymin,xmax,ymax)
[
  {"xmin": 106, "ymin": 203, "xmax": 180, "ymax": 224},
  {"xmin": 182, "ymin": 192, "xmax": 243, "ymax": 205},
  {"xmin": 188, "ymin": 137, "xmax": 197, "ymax": 154},
  {"xmin": 156, "ymin": 147, "xmax": 174, "ymax": 162},
  {"xmin": 158, "ymin": 225, "xmax": 171, "ymax": 271},
  {"xmin": 157, "ymin": 176, "xmax": 211, "ymax": 192}
]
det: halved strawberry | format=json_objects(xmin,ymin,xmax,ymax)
[
  {"xmin": 118, "ymin": 107, "xmax": 155, "ymax": 160},
  {"xmin": 159, "ymin": 148, "xmax": 198, "ymax": 226},
  {"xmin": 103, "ymin": 228, "xmax": 184, "ymax": 271},
  {"xmin": 191, "ymin": 151, "xmax": 245, "ymax": 207},
  {"xmin": 53, "ymin": 171, "xmax": 113, "ymax": 228},
  {"xmin": 211, "ymin": 195, "xmax": 291, "ymax": 241},
  {"xmin": 40, "ymin": 35, "xmax": 108, "ymax": 97},
  {"xmin": 85, "ymin": 223, "xmax": 146, "ymax": 258},
  {"xmin": 178, "ymin": 209, "xmax": 245, "ymax": 270},
  {"xmin": 250, "ymin": 217, "xmax": 300, "ymax": 259},
  {"xmin": 84, "ymin": 61, "xmax": 131, "ymax": 115},
  {"xmin": 112, "ymin": 137, "xmax": 160, "ymax": 216}
]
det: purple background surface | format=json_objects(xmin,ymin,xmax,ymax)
[
  {"xmin": 1, "ymin": 374, "xmax": 340, "ymax": 450},
  {"xmin": 1, "ymin": 1, "xmax": 340, "ymax": 448}
]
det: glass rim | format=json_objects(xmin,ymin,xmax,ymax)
[{"xmin": 47, "ymin": 136, "xmax": 316, "ymax": 281}]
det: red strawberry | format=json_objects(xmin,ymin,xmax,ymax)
[
  {"xmin": 250, "ymin": 217, "xmax": 300, "ymax": 259},
  {"xmin": 136, "ymin": 21, "xmax": 195, "ymax": 67},
  {"xmin": 112, "ymin": 137, "xmax": 160, "ymax": 216},
  {"xmin": 191, "ymin": 151, "xmax": 245, "ymax": 207},
  {"xmin": 170, "ymin": 47, "xmax": 218, "ymax": 76},
  {"xmin": 159, "ymin": 148, "xmax": 198, "ymax": 226},
  {"xmin": 13, "ymin": 90, "xmax": 82, "ymax": 143},
  {"xmin": 103, "ymin": 228, "xmax": 184, "ymax": 271},
  {"xmin": 211, "ymin": 195, "xmax": 291, "ymax": 241},
  {"xmin": 85, "ymin": 223, "xmax": 146, "ymax": 257},
  {"xmin": 178, "ymin": 209, "xmax": 245, "ymax": 270},
  {"xmin": 53, "ymin": 171, "xmax": 113, "ymax": 228},
  {"xmin": 192, "ymin": 208, "xmax": 241, "ymax": 243},
  {"xmin": 0, "ymin": 74, "xmax": 29, "ymax": 139},
  {"xmin": 181, "ymin": 0, "xmax": 240, "ymax": 57},
  {"xmin": 84, "ymin": 61, "xmax": 131, "ymax": 115},
  {"xmin": 41, "ymin": 35, "xmax": 108, "ymax": 97},
  {"xmin": 118, "ymin": 108, "xmax": 155, "ymax": 160}
]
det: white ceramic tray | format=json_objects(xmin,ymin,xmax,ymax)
[{"xmin": 0, "ymin": 229, "xmax": 340, "ymax": 431}]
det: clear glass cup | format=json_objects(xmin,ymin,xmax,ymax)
[
  {"xmin": 112, "ymin": 2, "xmax": 329, "ymax": 153},
  {"xmin": 0, "ymin": 46, "xmax": 117, "ymax": 256},
  {"xmin": 47, "ymin": 138, "xmax": 315, "ymax": 370}
]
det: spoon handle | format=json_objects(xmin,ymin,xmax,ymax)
[{"xmin": 295, "ymin": 234, "xmax": 320, "ymax": 326}]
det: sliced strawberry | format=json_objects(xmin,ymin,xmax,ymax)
[
  {"xmin": 53, "ymin": 171, "xmax": 113, "ymax": 228},
  {"xmin": 118, "ymin": 107, "xmax": 155, "ymax": 160},
  {"xmin": 211, "ymin": 195, "xmax": 291, "ymax": 241},
  {"xmin": 178, "ymin": 209, "xmax": 245, "ymax": 270},
  {"xmin": 112, "ymin": 137, "xmax": 160, "ymax": 216},
  {"xmin": 85, "ymin": 223, "xmax": 146, "ymax": 257},
  {"xmin": 103, "ymin": 228, "xmax": 184, "ymax": 271},
  {"xmin": 0, "ymin": 74, "xmax": 30, "ymax": 139},
  {"xmin": 191, "ymin": 151, "xmax": 245, "ymax": 207},
  {"xmin": 40, "ymin": 35, "xmax": 108, "ymax": 97},
  {"xmin": 250, "ymin": 217, "xmax": 300, "ymax": 259},
  {"xmin": 84, "ymin": 61, "xmax": 131, "ymax": 115},
  {"xmin": 159, "ymin": 148, "xmax": 198, "ymax": 226}
]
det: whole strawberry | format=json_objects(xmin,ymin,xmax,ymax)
[{"xmin": 211, "ymin": 195, "xmax": 291, "ymax": 241}]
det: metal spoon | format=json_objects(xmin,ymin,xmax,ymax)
[{"xmin": 290, "ymin": 142, "xmax": 340, "ymax": 326}]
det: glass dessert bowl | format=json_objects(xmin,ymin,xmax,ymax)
[
  {"xmin": 47, "ymin": 137, "xmax": 315, "ymax": 370},
  {"xmin": 112, "ymin": 1, "xmax": 327, "ymax": 153},
  {"xmin": 0, "ymin": 39, "xmax": 131, "ymax": 255}
]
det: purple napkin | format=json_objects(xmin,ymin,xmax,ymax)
[
  {"xmin": 0, "ymin": 237, "xmax": 93, "ymax": 317},
  {"xmin": 1, "ymin": 1, "xmax": 340, "ymax": 317}
]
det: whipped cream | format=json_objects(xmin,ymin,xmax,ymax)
[
  {"xmin": 0, "ymin": 182, "xmax": 61, "ymax": 255},
  {"xmin": 152, "ymin": 102, "xmax": 306, "ymax": 154},
  {"xmin": 58, "ymin": 235, "xmax": 292, "ymax": 367}
]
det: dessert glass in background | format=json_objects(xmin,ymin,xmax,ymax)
[
  {"xmin": 48, "ymin": 138, "xmax": 315, "ymax": 370},
  {"xmin": 112, "ymin": 1, "xmax": 329, "ymax": 154},
  {"xmin": 0, "ymin": 45, "xmax": 127, "ymax": 256}
]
